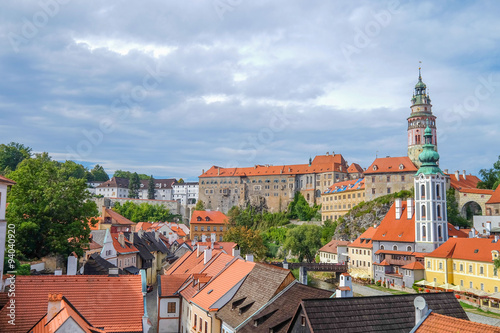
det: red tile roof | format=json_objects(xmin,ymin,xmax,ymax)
[
  {"xmin": 199, "ymin": 154, "xmax": 348, "ymax": 178},
  {"xmin": 348, "ymin": 227, "xmax": 377, "ymax": 249},
  {"xmin": 111, "ymin": 233, "xmax": 139, "ymax": 254},
  {"xmin": 97, "ymin": 176, "xmax": 129, "ymax": 189},
  {"xmin": 446, "ymin": 173, "xmax": 482, "ymax": 191},
  {"xmin": 196, "ymin": 241, "xmax": 237, "ymax": 255},
  {"xmin": 376, "ymin": 259, "xmax": 391, "ymax": 266},
  {"xmin": 426, "ymin": 237, "xmax": 500, "ymax": 262},
  {"xmin": 348, "ymin": 163, "xmax": 364, "ymax": 174},
  {"xmin": 0, "ymin": 175, "xmax": 16, "ymax": 185},
  {"xmin": 364, "ymin": 156, "xmax": 417, "ymax": 174},
  {"xmin": 458, "ymin": 188, "xmax": 494, "ymax": 195},
  {"xmin": 171, "ymin": 225, "xmax": 186, "ymax": 237},
  {"xmin": 486, "ymin": 184, "xmax": 500, "ymax": 204},
  {"xmin": 105, "ymin": 208, "xmax": 134, "ymax": 226},
  {"xmin": 318, "ymin": 240, "xmax": 350, "ymax": 254},
  {"xmin": 30, "ymin": 294, "xmax": 105, "ymax": 333},
  {"xmin": 0, "ymin": 275, "xmax": 143, "ymax": 333},
  {"xmin": 323, "ymin": 178, "xmax": 364, "ymax": 194},
  {"xmin": 190, "ymin": 210, "xmax": 228, "ymax": 225},
  {"xmin": 160, "ymin": 274, "xmax": 191, "ymax": 297},
  {"xmin": 447, "ymin": 225, "xmax": 468, "ymax": 238},
  {"xmin": 372, "ymin": 201, "xmax": 415, "ymax": 242},
  {"xmin": 401, "ymin": 261, "xmax": 425, "ymax": 270},
  {"xmin": 415, "ymin": 312, "xmax": 500, "ymax": 333}
]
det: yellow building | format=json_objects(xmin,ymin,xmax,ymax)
[
  {"xmin": 190, "ymin": 210, "xmax": 228, "ymax": 242},
  {"xmin": 321, "ymin": 178, "xmax": 365, "ymax": 221},
  {"xmin": 347, "ymin": 226, "xmax": 377, "ymax": 279},
  {"xmin": 425, "ymin": 237, "xmax": 500, "ymax": 294}
]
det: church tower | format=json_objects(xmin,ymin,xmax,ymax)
[
  {"xmin": 414, "ymin": 126, "xmax": 447, "ymax": 253},
  {"xmin": 408, "ymin": 68, "xmax": 437, "ymax": 167}
]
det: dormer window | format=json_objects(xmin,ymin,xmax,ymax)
[
  {"xmin": 399, "ymin": 164, "xmax": 404, "ymax": 170},
  {"xmin": 197, "ymin": 216, "xmax": 202, "ymax": 221},
  {"xmin": 373, "ymin": 165, "xmax": 378, "ymax": 171},
  {"xmin": 205, "ymin": 217, "xmax": 210, "ymax": 222}
]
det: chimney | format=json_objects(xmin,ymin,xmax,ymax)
[
  {"xmin": 118, "ymin": 233, "xmax": 125, "ymax": 247},
  {"xmin": 54, "ymin": 268, "xmax": 62, "ymax": 276},
  {"xmin": 444, "ymin": 169, "xmax": 449, "ymax": 174},
  {"xmin": 217, "ymin": 168, "xmax": 220, "ymax": 176},
  {"xmin": 201, "ymin": 234, "xmax": 207, "ymax": 242},
  {"xmin": 204, "ymin": 248, "xmax": 212, "ymax": 265},
  {"xmin": 109, "ymin": 267, "xmax": 119, "ymax": 276},
  {"xmin": 202, "ymin": 169, "xmax": 205, "ymax": 174},
  {"xmin": 494, "ymin": 235, "xmax": 499, "ymax": 243},
  {"xmin": 47, "ymin": 294, "xmax": 63, "ymax": 323},
  {"xmin": 455, "ymin": 170, "xmax": 460, "ymax": 181},
  {"xmin": 245, "ymin": 254, "xmax": 254, "ymax": 262},
  {"xmin": 232, "ymin": 247, "xmax": 240, "ymax": 258},
  {"xmin": 414, "ymin": 296, "xmax": 428, "ymax": 325},
  {"xmin": 407, "ymin": 198, "xmax": 414, "ymax": 219},
  {"xmin": 210, "ymin": 233, "xmax": 216, "ymax": 243},
  {"xmin": 486, "ymin": 221, "xmax": 491, "ymax": 234},
  {"xmin": 463, "ymin": 170, "xmax": 466, "ymax": 180},
  {"xmin": 395, "ymin": 199, "xmax": 402, "ymax": 220},
  {"xmin": 197, "ymin": 244, "xmax": 207, "ymax": 257},
  {"xmin": 469, "ymin": 228, "xmax": 476, "ymax": 238},
  {"xmin": 326, "ymin": 152, "xmax": 329, "ymax": 156},
  {"xmin": 455, "ymin": 226, "xmax": 459, "ymax": 230}
]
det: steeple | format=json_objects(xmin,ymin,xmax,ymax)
[
  {"xmin": 415, "ymin": 127, "xmax": 443, "ymax": 176},
  {"xmin": 407, "ymin": 66, "xmax": 437, "ymax": 168}
]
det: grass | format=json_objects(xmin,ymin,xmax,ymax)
[{"xmin": 460, "ymin": 301, "xmax": 500, "ymax": 318}]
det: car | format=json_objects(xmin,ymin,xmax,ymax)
[{"xmin": 147, "ymin": 285, "xmax": 153, "ymax": 293}]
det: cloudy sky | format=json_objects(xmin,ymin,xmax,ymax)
[{"xmin": 1, "ymin": 1, "xmax": 499, "ymax": 180}]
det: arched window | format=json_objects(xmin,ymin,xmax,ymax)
[
  {"xmin": 380, "ymin": 245, "xmax": 385, "ymax": 250},
  {"xmin": 407, "ymin": 246, "xmax": 412, "ymax": 252},
  {"xmin": 437, "ymin": 205, "xmax": 441, "ymax": 219},
  {"xmin": 438, "ymin": 225, "xmax": 442, "ymax": 239},
  {"xmin": 393, "ymin": 245, "xmax": 398, "ymax": 251},
  {"xmin": 421, "ymin": 205, "xmax": 426, "ymax": 218},
  {"xmin": 436, "ymin": 184, "xmax": 440, "ymax": 198},
  {"xmin": 306, "ymin": 193, "xmax": 310, "ymax": 201},
  {"xmin": 421, "ymin": 185, "xmax": 425, "ymax": 199},
  {"xmin": 422, "ymin": 225, "xmax": 427, "ymax": 239}
]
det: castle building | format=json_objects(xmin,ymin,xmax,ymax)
[
  {"xmin": 321, "ymin": 178, "xmax": 365, "ymax": 221},
  {"xmin": 408, "ymin": 69, "xmax": 437, "ymax": 167}
]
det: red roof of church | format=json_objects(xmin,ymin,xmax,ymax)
[
  {"xmin": 372, "ymin": 201, "xmax": 415, "ymax": 242},
  {"xmin": 364, "ymin": 156, "xmax": 417, "ymax": 175},
  {"xmin": 199, "ymin": 154, "xmax": 348, "ymax": 178}
]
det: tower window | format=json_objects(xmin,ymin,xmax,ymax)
[
  {"xmin": 421, "ymin": 205, "xmax": 426, "ymax": 218},
  {"xmin": 437, "ymin": 205, "xmax": 441, "ymax": 219},
  {"xmin": 422, "ymin": 225, "xmax": 426, "ymax": 239},
  {"xmin": 438, "ymin": 225, "xmax": 442, "ymax": 239},
  {"xmin": 421, "ymin": 185, "xmax": 425, "ymax": 199}
]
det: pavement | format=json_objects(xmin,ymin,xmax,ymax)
[
  {"xmin": 352, "ymin": 282, "xmax": 391, "ymax": 296},
  {"xmin": 466, "ymin": 311, "xmax": 500, "ymax": 327},
  {"xmin": 146, "ymin": 284, "xmax": 158, "ymax": 333}
]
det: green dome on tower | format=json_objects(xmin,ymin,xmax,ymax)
[{"xmin": 415, "ymin": 126, "xmax": 443, "ymax": 176}]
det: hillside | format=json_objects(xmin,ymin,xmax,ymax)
[{"xmin": 333, "ymin": 190, "xmax": 413, "ymax": 241}]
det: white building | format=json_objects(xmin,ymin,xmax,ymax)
[
  {"xmin": 172, "ymin": 182, "xmax": 199, "ymax": 205},
  {"xmin": 138, "ymin": 179, "xmax": 177, "ymax": 201},
  {"xmin": 0, "ymin": 175, "xmax": 15, "ymax": 291},
  {"xmin": 96, "ymin": 177, "xmax": 129, "ymax": 198}
]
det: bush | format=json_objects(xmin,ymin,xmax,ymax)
[{"xmin": 376, "ymin": 280, "xmax": 381, "ymax": 286}]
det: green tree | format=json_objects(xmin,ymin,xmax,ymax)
[
  {"xmin": 114, "ymin": 170, "xmax": 151, "ymax": 180},
  {"xmin": 194, "ymin": 200, "xmax": 205, "ymax": 211},
  {"xmin": 321, "ymin": 219, "xmax": 338, "ymax": 245},
  {"xmin": 283, "ymin": 224, "xmax": 322, "ymax": 262},
  {"xmin": 287, "ymin": 192, "xmax": 321, "ymax": 221},
  {"xmin": 89, "ymin": 164, "xmax": 109, "ymax": 182},
  {"xmin": 128, "ymin": 172, "xmax": 141, "ymax": 199},
  {"xmin": 178, "ymin": 178, "xmax": 184, "ymax": 184},
  {"xmin": 223, "ymin": 226, "xmax": 266, "ymax": 260},
  {"xmin": 6, "ymin": 153, "xmax": 98, "ymax": 259},
  {"xmin": 113, "ymin": 201, "xmax": 180, "ymax": 222},
  {"xmin": 446, "ymin": 188, "xmax": 470, "ymax": 227},
  {"xmin": 0, "ymin": 142, "xmax": 32, "ymax": 174},
  {"xmin": 148, "ymin": 176, "xmax": 155, "ymax": 200},
  {"xmin": 494, "ymin": 257, "xmax": 500, "ymax": 275},
  {"xmin": 478, "ymin": 155, "xmax": 500, "ymax": 190}
]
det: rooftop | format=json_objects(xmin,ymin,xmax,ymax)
[
  {"xmin": 190, "ymin": 210, "xmax": 228, "ymax": 225},
  {"xmin": 318, "ymin": 239, "xmax": 350, "ymax": 254},
  {"xmin": 425, "ymin": 237, "xmax": 500, "ymax": 262},
  {"xmin": 364, "ymin": 156, "xmax": 417, "ymax": 175},
  {"xmin": 323, "ymin": 178, "xmax": 365, "ymax": 194},
  {"xmin": 414, "ymin": 311, "xmax": 500, "ymax": 333}
]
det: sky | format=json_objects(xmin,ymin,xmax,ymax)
[{"xmin": 1, "ymin": 1, "xmax": 499, "ymax": 181}]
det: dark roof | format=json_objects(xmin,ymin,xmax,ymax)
[
  {"xmin": 124, "ymin": 266, "xmax": 140, "ymax": 275},
  {"xmin": 239, "ymin": 281, "xmax": 333, "ymax": 333},
  {"xmin": 289, "ymin": 292, "xmax": 468, "ymax": 333},
  {"xmin": 216, "ymin": 263, "xmax": 294, "ymax": 329},
  {"xmin": 140, "ymin": 178, "xmax": 177, "ymax": 189},
  {"xmin": 83, "ymin": 253, "xmax": 126, "ymax": 275},
  {"xmin": 143, "ymin": 231, "xmax": 170, "ymax": 254},
  {"xmin": 132, "ymin": 233, "xmax": 155, "ymax": 261},
  {"xmin": 97, "ymin": 176, "xmax": 129, "ymax": 188}
]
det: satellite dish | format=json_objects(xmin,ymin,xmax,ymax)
[{"xmin": 414, "ymin": 296, "xmax": 426, "ymax": 310}]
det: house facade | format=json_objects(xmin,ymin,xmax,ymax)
[
  {"xmin": 96, "ymin": 176, "xmax": 129, "ymax": 198},
  {"xmin": 173, "ymin": 182, "xmax": 199, "ymax": 205},
  {"xmin": 348, "ymin": 226, "xmax": 377, "ymax": 279},
  {"xmin": 321, "ymin": 178, "xmax": 365, "ymax": 222},
  {"xmin": 138, "ymin": 178, "xmax": 177, "ymax": 200},
  {"xmin": 189, "ymin": 210, "xmax": 228, "ymax": 242},
  {"xmin": 318, "ymin": 239, "xmax": 349, "ymax": 264}
]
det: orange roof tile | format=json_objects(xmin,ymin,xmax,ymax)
[
  {"xmin": 190, "ymin": 210, "xmax": 228, "ymax": 225},
  {"xmin": 199, "ymin": 154, "xmax": 348, "ymax": 178},
  {"xmin": 415, "ymin": 312, "xmax": 500, "ymax": 333},
  {"xmin": 0, "ymin": 175, "xmax": 16, "ymax": 185},
  {"xmin": 458, "ymin": 188, "xmax": 494, "ymax": 195},
  {"xmin": 376, "ymin": 259, "xmax": 391, "ymax": 266},
  {"xmin": 318, "ymin": 240, "xmax": 350, "ymax": 254},
  {"xmin": 338, "ymin": 286, "xmax": 351, "ymax": 291},
  {"xmin": 447, "ymin": 224, "xmax": 468, "ymax": 238},
  {"xmin": 0, "ymin": 275, "xmax": 143, "ymax": 333},
  {"xmin": 372, "ymin": 201, "xmax": 415, "ymax": 242},
  {"xmin": 401, "ymin": 261, "xmax": 425, "ymax": 270},
  {"xmin": 197, "ymin": 241, "xmax": 237, "ymax": 254},
  {"xmin": 348, "ymin": 227, "xmax": 377, "ymax": 249},
  {"xmin": 111, "ymin": 233, "xmax": 139, "ymax": 254},
  {"xmin": 348, "ymin": 163, "xmax": 364, "ymax": 174},
  {"xmin": 323, "ymin": 178, "xmax": 364, "ymax": 194},
  {"xmin": 190, "ymin": 259, "xmax": 255, "ymax": 311},
  {"xmin": 486, "ymin": 184, "xmax": 500, "ymax": 204},
  {"xmin": 160, "ymin": 274, "xmax": 191, "ymax": 297},
  {"xmin": 105, "ymin": 208, "xmax": 134, "ymax": 226},
  {"xmin": 171, "ymin": 225, "xmax": 186, "ymax": 237},
  {"xmin": 446, "ymin": 173, "xmax": 482, "ymax": 191},
  {"xmin": 364, "ymin": 156, "xmax": 417, "ymax": 174},
  {"xmin": 426, "ymin": 238, "xmax": 500, "ymax": 262}
]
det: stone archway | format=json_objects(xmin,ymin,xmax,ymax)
[{"xmin": 460, "ymin": 201, "xmax": 482, "ymax": 220}]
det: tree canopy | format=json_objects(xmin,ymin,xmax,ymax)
[
  {"xmin": 88, "ymin": 164, "xmax": 109, "ymax": 182},
  {"xmin": 194, "ymin": 200, "xmax": 205, "ymax": 211},
  {"xmin": 446, "ymin": 188, "xmax": 470, "ymax": 227},
  {"xmin": 0, "ymin": 142, "xmax": 32, "ymax": 175},
  {"xmin": 6, "ymin": 153, "xmax": 98, "ymax": 259},
  {"xmin": 223, "ymin": 226, "xmax": 266, "ymax": 260},
  {"xmin": 128, "ymin": 172, "xmax": 141, "ymax": 199},
  {"xmin": 478, "ymin": 155, "xmax": 500, "ymax": 190},
  {"xmin": 112, "ymin": 201, "xmax": 180, "ymax": 222},
  {"xmin": 114, "ymin": 170, "xmax": 151, "ymax": 180},
  {"xmin": 283, "ymin": 224, "xmax": 322, "ymax": 263},
  {"xmin": 287, "ymin": 192, "xmax": 321, "ymax": 221}
]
